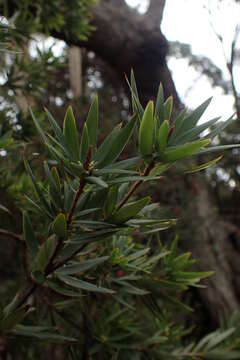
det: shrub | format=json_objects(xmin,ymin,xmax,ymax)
[{"xmin": 0, "ymin": 72, "xmax": 240, "ymax": 359}]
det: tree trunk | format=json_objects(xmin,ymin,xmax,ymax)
[
  {"xmin": 68, "ymin": 46, "xmax": 82, "ymax": 99},
  {"xmin": 181, "ymin": 175, "xmax": 240, "ymax": 322}
]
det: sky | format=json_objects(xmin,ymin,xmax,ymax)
[{"xmin": 126, "ymin": 0, "xmax": 240, "ymax": 122}]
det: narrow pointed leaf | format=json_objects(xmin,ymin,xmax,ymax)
[
  {"xmin": 44, "ymin": 162, "xmax": 62, "ymax": 209},
  {"xmin": 44, "ymin": 108, "xmax": 73, "ymax": 159},
  {"xmin": 95, "ymin": 124, "xmax": 121, "ymax": 164},
  {"xmin": 164, "ymin": 96, "xmax": 173, "ymax": 121},
  {"xmin": 156, "ymin": 119, "xmax": 169, "ymax": 154},
  {"xmin": 52, "ymin": 213, "xmax": 67, "ymax": 239},
  {"xmin": 139, "ymin": 101, "xmax": 154, "ymax": 156},
  {"xmin": 23, "ymin": 211, "xmax": 38, "ymax": 258},
  {"xmin": 24, "ymin": 160, "xmax": 53, "ymax": 218},
  {"xmin": 161, "ymin": 139, "xmax": 210, "ymax": 162},
  {"xmin": 155, "ymin": 83, "xmax": 165, "ymax": 127},
  {"xmin": 86, "ymin": 176, "xmax": 108, "ymax": 188},
  {"xmin": 32, "ymin": 235, "xmax": 57, "ymax": 281},
  {"xmin": 86, "ymin": 95, "xmax": 98, "ymax": 155},
  {"xmin": 96, "ymin": 114, "xmax": 137, "ymax": 168},
  {"xmin": 110, "ymin": 196, "xmax": 151, "ymax": 224},
  {"xmin": 104, "ymin": 185, "xmax": 118, "ymax": 218},
  {"xmin": 56, "ymin": 256, "xmax": 109, "ymax": 275},
  {"xmin": 63, "ymin": 106, "xmax": 79, "ymax": 161},
  {"xmin": 30, "ymin": 108, "xmax": 48, "ymax": 144},
  {"xmin": 79, "ymin": 123, "xmax": 89, "ymax": 163},
  {"xmin": 185, "ymin": 156, "xmax": 223, "ymax": 174},
  {"xmin": 58, "ymin": 275, "xmax": 115, "ymax": 294},
  {"xmin": 181, "ymin": 97, "xmax": 212, "ymax": 133},
  {"xmin": 173, "ymin": 117, "xmax": 220, "ymax": 145}
]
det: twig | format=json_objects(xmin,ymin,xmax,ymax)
[
  {"xmin": 116, "ymin": 160, "xmax": 155, "ymax": 210},
  {"xmin": 18, "ymin": 282, "xmax": 38, "ymax": 308},
  {"xmin": 67, "ymin": 178, "xmax": 86, "ymax": 227}
]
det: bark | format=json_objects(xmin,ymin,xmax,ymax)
[
  {"xmin": 182, "ymin": 176, "xmax": 240, "ymax": 322},
  {"xmin": 68, "ymin": 46, "xmax": 82, "ymax": 98},
  {"xmin": 52, "ymin": 0, "xmax": 180, "ymax": 108}
]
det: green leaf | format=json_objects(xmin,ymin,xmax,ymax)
[
  {"xmin": 156, "ymin": 119, "xmax": 169, "ymax": 154},
  {"xmin": 1, "ymin": 306, "xmax": 26, "ymax": 331},
  {"xmin": 30, "ymin": 108, "xmax": 48, "ymax": 144},
  {"xmin": 63, "ymin": 106, "xmax": 79, "ymax": 161},
  {"xmin": 44, "ymin": 108, "xmax": 73, "ymax": 160},
  {"xmin": 79, "ymin": 123, "xmax": 89, "ymax": 163},
  {"xmin": 127, "ymin": 70, "xmax": 144, "ymax": 118},
  {"xmin": 172, "ymin": 117, "xmax": 220, "ymax": 145},
  {"xmin": 205, "ymin": 351, "xmax": 240, "ymax": 359},
  {"xmin": 44, "ymin": 162, "xmax": 62, "ymax": 210},
  {"xmin": 32, "ymin": 235, "xmax": 57, "ymax": 282},
  {"xmin": 160, "ymin": 139, "xmax": 210, "ymax": 162},
  {"xmin": 168, "ymin": 109, "xmax": 187, "ymax": 145},
  {"xmin": 206, "ymin": 328, "xmax": 236, "ymax": 351},
  {"xmin": 56, "ymin": 256, "xmax": 109, "ymax": 275},
  {"xmin": 58, "ymin": 275, "xmax": 115, "ymax": 294},
  {"xmin": 180, "ymin": 97, "xmax": 212, "ymax": 133},
  {"xmin": 139, "ymin": 101, "xmax": 154, "ymax": 156},
  {"xmin": 104, "ymin": 185, "xmax": 118, "ymax": 218},
  {"xmin": 197, "ymin": 144, "xmax": 240, "ymax": 155},
  {"xmin": 95, "ymin": 124, "xmax": 121, "ymax": 164},
  {"xmin": 0, "ymin": 204, "xmax": 11, "ymax": 215},
  {"xmin": 86, "ymin": 176, "xmax": 108, "ymax": 188},
  {"xmin": 52, "ymin": 213, "xmax": 67, "ymax": 239},
  {"xmin": 24, "ymin": 160, "xmax": 53, "ymax": 218},
  {"xmin": 12, "ymin": 324, "xmax": 77, "ymax": 342},
  {"xmin": 110, "ymin": 196, "xmax": 151, "ymax": 224},
  {"xmin": 185, "ymin": 156, "xmax": 223, "ymax": 174},
  {"xmin": 23, "ymin": 211, "xmax": 38, "ymax": 258},
  {"xmin": 207, "ymin": 114, "xmax": 234, "ymax": 139},
  {"xmin": 3, "ymin": 293, "xmax": 20, "ymax": 318},
  {"xmin": 96, "ymin": 115, "xmax": 137, "ymax": 168},
  {"xmin": 46, "ymin": 281, "xmax": 83, "ymax": 297},
  {"xmin": 164, "ymin": 96, "xmax": 173, "ymax": 121},
  {"xmin": 86, "ymin": 95, "xmax": 98, "ymax": 155},
  {"xmin": 70, "ymin": 228, "xmax": 120, "ymax": 245},
  {"xmin": 155, "ymin": 83, "xmax": 165, "ymax": 127}
]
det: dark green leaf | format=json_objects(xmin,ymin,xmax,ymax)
[{"xmin": 23, "ymin": 211, "xmax": 38, "ymax": 258}]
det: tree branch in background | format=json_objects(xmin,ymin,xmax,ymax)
[{"xmin": 146, "ymin": 0, "xmax": 166, "ymax": 28}]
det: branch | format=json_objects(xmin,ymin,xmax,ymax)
[
  {"xmin": 116, "ymin": 160, "xmax": 155, "ymax": 210},
  {"xmin": 146, "ymin": 0, "xmax": 166, "ymax": 27}
]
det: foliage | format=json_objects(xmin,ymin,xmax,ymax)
[
  {"xmin": 0, "ymin": 72, "xmax": 240, "ymax": 358},
  {"xmin": 0, "ymin": 0, "xmax": 96, "ymax": 45}
]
